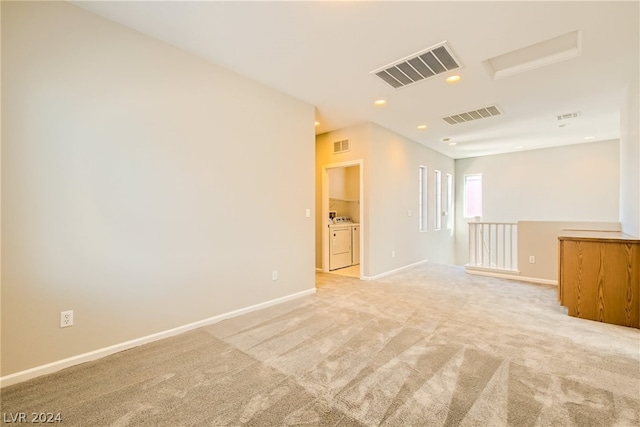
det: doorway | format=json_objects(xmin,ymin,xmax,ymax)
[{"xmin": 322, "ymin": 160, "xmax": 364, "ymax": 279}]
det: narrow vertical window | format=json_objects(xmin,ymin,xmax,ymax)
[
  {"xmin": 446, "ymin": 173, "xmax": 453, "ymax": 230},
  {"xmin": 464, "ymin": 174, "xmax": 482, "ymax": 218},
  {"xmin": 435, "ymin": 170, "xmax": 442, "ymax": 230},
  {"xmin": 419, "ymin": 166, "xmax": 427, "ymax": 231}
]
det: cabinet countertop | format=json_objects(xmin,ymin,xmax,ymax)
[{"xmin": 558, "ymin": 230, "xmax": 640, "ymax": 243}]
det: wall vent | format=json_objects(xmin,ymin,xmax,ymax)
[
  {"xmin": 371, "ymin": 42, "xmax": 462, "ymax": 89},
  {"xmin": 442, "ymin": 106, "xmax": 502, "ymax": 125},
  {"xmin": 333, "ymin": 139, "xmax": 350, "ymax": 154},
  {"xmin": 557, "ymin": 112, "xmax": 581, "ymax": 121}
]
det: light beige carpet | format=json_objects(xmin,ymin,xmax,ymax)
[{"xmin": 2, "ymin": 264, "xmax": 639, "ymax": 426}]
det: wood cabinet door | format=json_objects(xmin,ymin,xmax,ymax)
[{"xmin": 560, "ymin": 239, "xmax": 639, "ymax": 328}]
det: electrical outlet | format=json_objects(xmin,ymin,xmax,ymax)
[
  {"xmin": 272, "ymin": 270, "xmax": 278, "ymax": 281},
  {"xmin": 529, "ymin": 256, "xmax": 536, "ymax": 264},
  {"xmin": 60, "ymin": 310, "xmax": 73, "ymax": 328}
]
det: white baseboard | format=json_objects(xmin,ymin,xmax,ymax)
[
  {"xmin": 465, "ymin": 267, "xmax": 557, "ymax": 286},
  {"xmin": 0, "ymin": 288, "xmax": 316, "ymax": 388},
  {"xmin": 364, "ymin": 259, "xmax": 429, "ymax": 281}
]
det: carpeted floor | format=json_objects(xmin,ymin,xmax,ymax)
[{"xmin": 2, "ymin": 264, "xmax": 639, "ymax": 426}]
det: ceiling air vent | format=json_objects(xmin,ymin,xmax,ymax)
[
  {"xmin": 442, "ymin": 106, "xmax": 502, "ymax": 125},
  {"xmin": 557, "ymin": 112, "xmax": 581, "ymax": 121},
  {"xmin": 333, "ymin": 139, "xmax": 350, "ymax": 154},
  {"xmin": 371, "ymin": 42, "xmax": 462, "ymax": 89}
]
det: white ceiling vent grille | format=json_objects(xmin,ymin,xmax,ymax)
[
  {"xmin": 557, "ymin": 112, "xmax": 581, "ymax": 121},
  {"xmin": 371, "ymin": 42, "xmax": 462, "ymax": 89},
  {"xmin": 442, "ymin": 106, "xmax": 502, "ymax": 125},
  {"xmin": 333, "ymin": 139, "xmax": 350, "ymax": 154}
]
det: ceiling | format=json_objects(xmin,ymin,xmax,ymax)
[{"xmin": 74, "ymin": 1, "xmax": 639, "ymax": 159}]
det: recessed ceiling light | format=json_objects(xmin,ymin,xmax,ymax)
[
  {"xmin": 374, "ymin": 99, "xmax": 387, "ymax": 106},
  {"xmin": 446, "ymin": 75, "xmax": 461, "ymax": 83},
  {"xmin": 315, "ymin": 121, "xmax": 320, "ymax": 126},
  {"xmin": 417, "ymin": 124, "xmax": 427, "ymax": 130},
  {"xmin": 448, "ymin": 142, "xmax": 457, "ymax": 146},
  {"xmin": 442, "ymin": 137, "xmax": 450, "ymax": 142},
  {"xmin": 584, "ymin": 136, "xmax": 596, "ymax": 140}
]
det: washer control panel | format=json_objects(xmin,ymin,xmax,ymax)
[{"xmin": 333, "ymin": 216, "xmax": 353, "ymax": 224}]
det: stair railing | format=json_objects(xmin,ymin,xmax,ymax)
[{"xmin": 468, "ymin": 221, "xmax": 518, "ymax": 271}]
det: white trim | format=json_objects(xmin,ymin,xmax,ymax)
[
  {"xmin": 0, "ymin": 288, "xmax": 316, "ymax": 388},
  {"xmin": 465, "ymin": 267, "xmax": 557, "ymax": 286},
  {"xmin": 365, "ymin": 259, "xmax": 429, "ymax": 280}
]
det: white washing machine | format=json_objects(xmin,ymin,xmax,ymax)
[{"xmin": 329, "ymin": 217, "xmax": 353, "ymax": 271}]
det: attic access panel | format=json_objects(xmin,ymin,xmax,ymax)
[
  {"xmin": 371, "ymin": 42, "xmax": 462, "ymax": 89},
  {"xmin": 484, "ymin": 30, "xmax": 581, "ymax": 79}
]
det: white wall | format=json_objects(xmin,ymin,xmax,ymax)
[
  {"xmin": 369, "ymin": 125, "xmax": 455, "ymax": 273},
  {"xmin": 316, "ymin": 123, "xmax": 455, "ymax": 278},
  {"xmin": 455, "ymin": 140, "xmax": 620, "ymax": 265},
  {"xmin": 1, "ymin": 2, "xmax": 315, "ymax": 377},
  {"xmin": 620, "ymin": 70, "xmax": 640, "ymax": 237},
  {"xmin": 316, "ymin": 123, "xmax": 372, "ymax": 272},
  {"xmin": 328, "ymin": 166, "xmax": 360, "ymax": 223},
  {"xmin": 328, "ymin": 166, "xmax": 359, "ymax": 201},
  {"xmin": 517, "ymin": 221, "xmax": 620, "ymax": 282}
]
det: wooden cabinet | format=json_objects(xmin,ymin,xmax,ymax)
[{"xmin": 558, "ymin": 231, "xmax": 640, "ymax": 328}]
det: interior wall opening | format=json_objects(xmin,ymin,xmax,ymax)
[{"xmin": 322, "ymin": 160, "xmax": 364, "ymax": 279}]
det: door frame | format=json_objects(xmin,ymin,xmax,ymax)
[{"xmin": 322, "ymin": 159, "xmax": 364, "ymax": 278}]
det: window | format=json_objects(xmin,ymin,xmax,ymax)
[
  {"xmin": 446, "ymin": 173, "xmax": 453, "ymax": 230},
  {"xmin": 419, "ymin": 166, "xmax": 427, "ymax": 231},
  {"xmin": 434, "ymin": 170, "xmax": 442, "ymax": 230},
  {"xmin": 464, "ymin": 174, "xmax": 482, "ymax": 218}
]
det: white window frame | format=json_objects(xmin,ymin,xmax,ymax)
[
  {"xmin": 446, "ymin": 173, "xmax": 453, "ymax": 230},
  {"xmin": 463, "ymin": 173, "xmax": 483, "ymax": 218},
  {"xmin": 419, "ymin": 166, "xmax": 428, "ymax": 231},
  {"xmin": 434, "ymin": 170, "xmax": 442, "ymax": 230}
]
